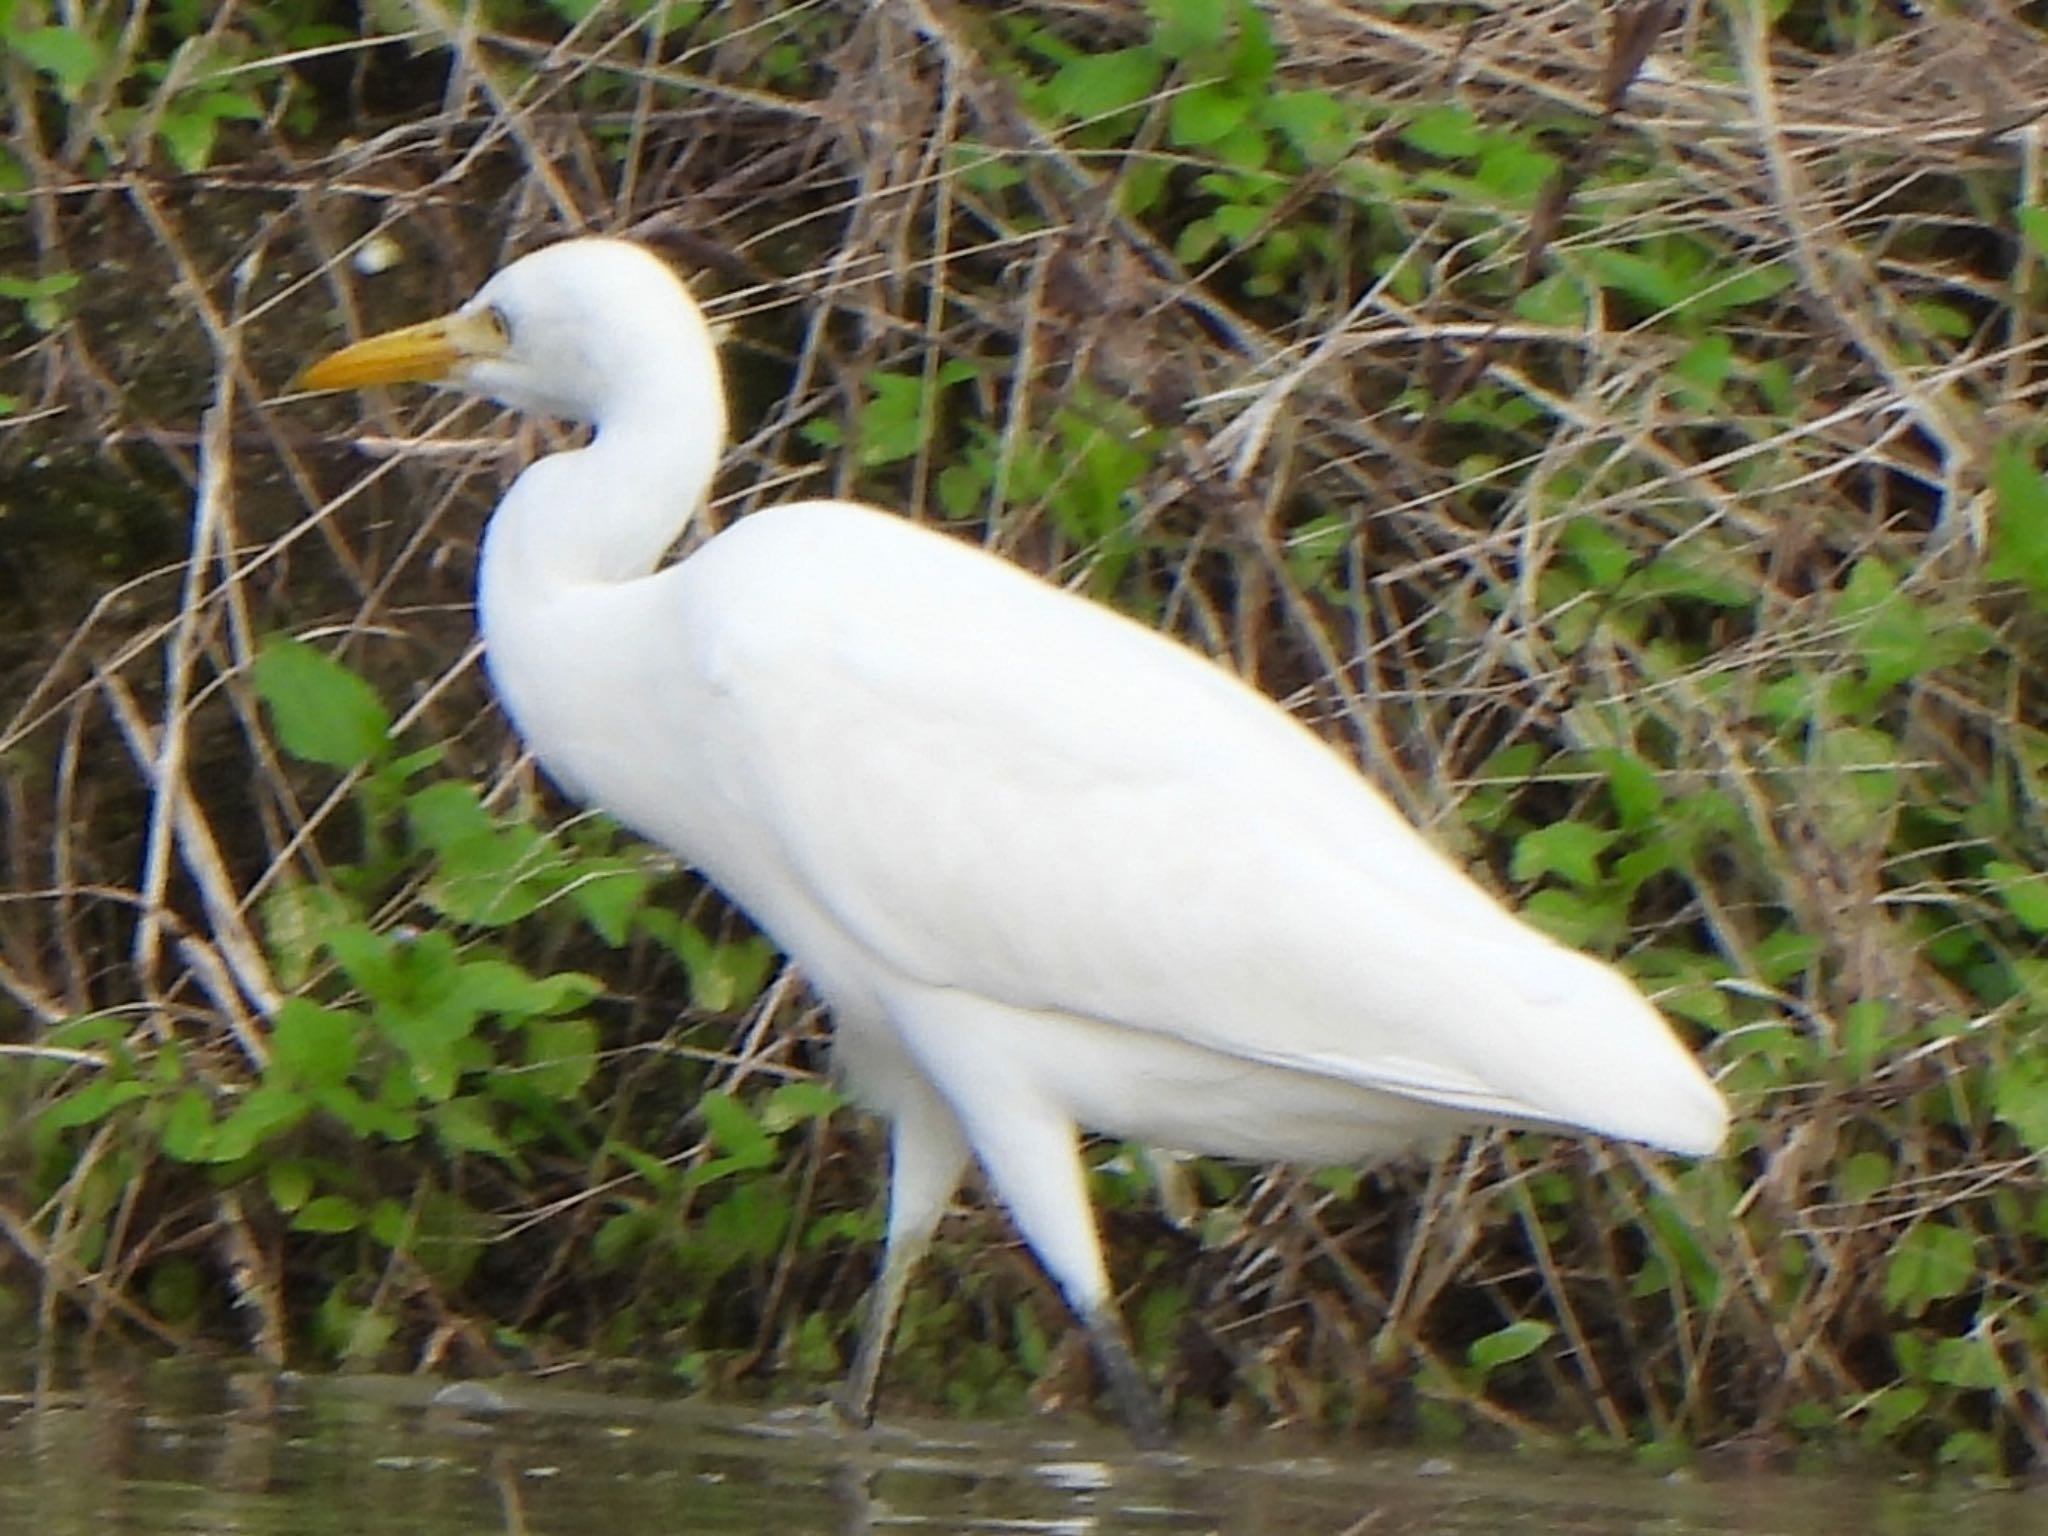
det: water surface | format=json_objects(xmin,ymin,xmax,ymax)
[{"xmin": 0, "ymin": 1363, "xmax": 2036, "ymax": 1535}]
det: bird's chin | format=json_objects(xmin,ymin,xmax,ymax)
[{"xmin": 455, "ymin": 363, "xmax": 585, "ymax": 424}]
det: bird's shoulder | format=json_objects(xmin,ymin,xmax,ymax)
[
  {"xmin": 680, "ymin": 500, "xmax": 1068, "ymax": 624},
  {"xmin": 670, "ymin": 502, "xmax": 1239, "ymax": 736}
]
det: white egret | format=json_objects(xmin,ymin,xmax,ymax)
[{"xmin": 300, "ymin": 237, "xmax": 1727, "ymax": 1447}]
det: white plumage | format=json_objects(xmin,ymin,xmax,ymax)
[{"xmin": 302, "ymin": 237, "xmax": 1727, "ymax": 1445}]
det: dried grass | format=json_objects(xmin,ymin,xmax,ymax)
[{"xmin": 2, "ymin": 0, "xmax": 2046, "ymax": 1453}]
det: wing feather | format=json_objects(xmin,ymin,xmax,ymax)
[{"xmin": 658, "ymin": 503, "xmax": 1720, "ymax": 1151}]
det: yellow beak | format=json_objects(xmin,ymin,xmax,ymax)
[{"xmin": 298, "ymin": 308, "xmax": 505, "ymax": 392}]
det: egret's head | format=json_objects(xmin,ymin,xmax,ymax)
[{"xmin": 299, "ymin": 237, "xmax": 718, "ymax": 426}]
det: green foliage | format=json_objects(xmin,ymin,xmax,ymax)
[
  {"xmin": 999, "ymin": 0, "xmax": 1355, "ymax": 295},
  {"xmin": 252, "ymin": 636, "xmax": 393, "ymax": 771},
  {"xmin": 807, "ymin": 361, "xmax": 979, "ymax": 470},
  {"xmin": 1988, "ymin": 438, "xmax": 2048, "ymax": 608},
  {"xmin": 9, "ymin": 0, "xmax": 2048, "ymax": 1467},
  {"xmin": 1465, "ymin": 1319, "xmax": 1554, "ymax": 1382},
  {"xmin": 935, "ymin": 388, "xmax": 1163, "ymax": 593},
  {"xmin": 0, "ymin": 2, "xmax": 307, "ymax": 173},
  {"xmin": 0, "ymin": 269, "xmax": 79, "ymax": 333},
  {"xmin": 22, "ymin": 637, "xmax": 807, "ymax": 1367},
  {"xmin": 7, "ymin": 23, "xmax": 99, "ymax": 99}
]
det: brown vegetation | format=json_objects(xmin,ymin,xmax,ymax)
[{"xmin": 2, "ymin": 0, "xmax": 2047, "ymax": 1467}]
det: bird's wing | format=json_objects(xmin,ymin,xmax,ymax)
[{"xmin": 665, "ymin": 504, "xmax": 1703, "ymax": 1143}]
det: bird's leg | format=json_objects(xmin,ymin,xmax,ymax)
[
  {"xmin": 882, "ymin": 991, "xmax": 1176, "ymax": 1447},
  {"xmin": 1080, "ymin": 1300, "xmax": 1171, "ymax": 1451},
  {"xmin": 836, "ymin": 1102, "xmax": 968, "ymax": 1429},
  {"xmin": 837, "ymin": 1237, "xmax": 914, "ymax": 1427}
]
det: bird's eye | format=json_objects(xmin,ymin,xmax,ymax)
[{"xmin": 481, "ymin": 304, "xmax": 512, "ymax": 345}]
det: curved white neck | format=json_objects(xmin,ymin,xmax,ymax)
[{"xmin": 491, "ymin": 425, "xmax": 710, "ymax": 585}]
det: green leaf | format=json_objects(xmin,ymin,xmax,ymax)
[
  {"xmin": 0, "ymin": 269, "xmax": 79, "ymax": 331},
  {"xmin": 1521, "ymin": 885, "xmax": 1624, "ymax": 948},
  {"xmin": 1882, "ymin": 1220, "xmax": 1980, "ymax": 1317},
  {"xmin": 154, "ymin": 92, "xmax": 265, "ymax": 175},
  {"xmin": 1561, "ymin": 516, "xmax": 1632, "ymax": 589},
  {"xmin": 855, "ymin": 372, "xmax": 933, "ymax": 468},
  {"xmin": 252, "ymin": 635, "xmax": 392, "ymax": 770},
  {"xmin": 315, "ymin": 1284, "xmax": 395, "ymax": 1363},
  {"xmin": 1862, "ymin": 1383, "xmax": 1929, "ymax": 1438},
  {"xmin": 41, "ymin": 1076, "xmax": 151, "ymax": 1133},
  {"xmin": 159, "ymin": 1089, "xmax": 216, "ymax": 1162},
  {"xmin": 1637, "ymin": 548, "xmax": 1756, "ymax": 607},
  {"xmin": 261, "ymin": 882, "xmax": 355, "ymax": 991},
  {"xmin": 640, "ymin": 912, "xmax": 773, "ymax": 1011},
  {"xmin": 1174, "ymin": 215, "xmax": 1222, "ymax": 266},
  {"xmin": 320, "ymin": 922, "xmax": 402, "ymax": 1004},
  {"xmin": 419, "ymin": 816, "xmax": 555, "ymax": 926},
  {"xmin": 1992, "ymin": 1051, "xmax": 2048, "ymax": 1155},
  {"xmin": 1402, "ymin": 104, "xmax": 1482, "ymax": 159},
  {"xmin": 1466, "ymin": 1319, "xmax": 1553, "ymax": 1375},
  {"xmin": 1835, "ymin": 557, "xmax": 1930, "ymax": 692},
  {"xmin": 1049, "ymin": 48, "xmax": 1162, "ymax": 123},
  {"xmin": 1937, "ymin": 1429, "xmax": 2001, "ymax": 1471},
  {"xmin": 569, "ymin": 858, "xmax": 652, "ymax": 944},
  {"xmin": 1169, "ymin": 82, "xmax": 1249, "ymax": 147},
  {"xmin": 1643, "ymin": 1191, "xmax": 1721, "ymax": 1308},
  {"xmin": 440, "ymin": 957, "xmax": 601, "ymax": 1020},
  {"xmin": 1210, "ymin": 199, "xmax": 1267, "ymax": 244},
  {"xmin": 2021, "ymin": 204, "xmax": 2048, "ymax": 251},
  {"xmin": 292, "ymin": 1194, "xmax": 364, "ymax": 1234},
  {"xmin": 1910, "ymin": 299, "xmax": 1972, "ymax": 339},
  {"xmin": 1929, "ymin": 1335, "xmax": 2004, "ymax": 1391},
  {"xmin": 1226, "ymin": 0, "xmax": 1276, "ymax": 88},
  {"xmin": 1744, "ymin": 941, "xmax": 1821, "ymax": 1015},
  {"xmin": 1987, "ymin": 860, "xmax": 2048, "ymax": 935},
  {"xmin": 1117, "ymin": 155, "xmax": 1172, "ymax": 218},
  {"xmin": 701, "ymin": 1181, "xmax": 792, "ymax": 1262},
  {"xmin": 1281, "ymin": 514, "xmax": 1349, "ymax": 589},
  {"xmin": 521, "ymin": 1016, "xmax": 599, "ymax": 1100},
  {"xmin": 267, "ymin": 1160, "xmax": 315, "ymax": 1213},
  {"xmin": 405, "ymin": 779, "xmax": 494, "ymax": 847},
  {"xmin": 209, "ymin": 1082, "xmax": 310, "ymax": 1161},
  {"xmin": 1511, "ymin": 821, "xmax": 1616, "ymax": 888},
  {"xmin": 1840, "ymin": 998, "xmax": 1887, "ymax": 1083},
  {"xmin": 10, "ymin": 26, "xmax": 101, "ymax": 99},
  {"xmin": 312, "ymin": 1083, "xmax": 417, "ymax": 1141},
  {"xmin": 1836, "ymin": 1149, "xmax": 1891, "ymax": 1205},
  {"xmin": 1595, "ymin": 749, "xmax": 1663, "ymax": 830},
  {"xmin": 1671, "ymin": 334, "xmax": 1733, "ymax": 406},
  {"xmin": 594, "ymin": 1206, "xmax": 655, "ymax": 1269},
  {"xmin": 158, "ymin": 112, "xmax": 217, "ymax": 175},
  {"xmin": 1688, "ymin": 262, "xmax": 1796, "ymax": 318},
  {"xmin": 1812, "ymin": 725, "xmax": 1899, "ymax": 843},
  {"xmin": 1988, "ymin": 438, "xmax": 2048, "ymax": 605},
  {"xmin": 697, "ymin": 1090, "xmax": 775, "ymax": 1169},
  {"xmin": 430, "ymin": 1096, "xmax": 516, "ymax": 1162},
  {"xmin": 1147, "ymin": 0, "xmax": 1230, "ymax": 57},
  {"xmin": 0, "ymin": 271, "xmax": 80, "ymax": 302},
  {"xmin": 606, "ymin": 1138, "xmax": 681, "ymax": 1196},
  {"xmin": 761, "ymin": 1079, "xmax": 842, "ymax": 1132},
  {"xmin": 1581, "ymin": 247, "xmax": 1687, "ymax": 314},
  {"xmin": 270, "ymin": 999, "xmax": 361, "ymax": 1089},
  {"xmin": 1474, "ymin": 138, "xmax": 1557, "ymax": 204},
  {"xmin": 1262, "ymin": 88, "xmax": 1350, "ymax": 166},
  {"xmin": 1515, "ymin": 271, "xmax": 1586, "ymax": 327}
]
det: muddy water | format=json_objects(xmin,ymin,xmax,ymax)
[{"xmin": 0, "ymin": 1362, "xmax": 2037, "ymax": 1535}]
